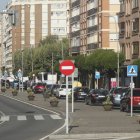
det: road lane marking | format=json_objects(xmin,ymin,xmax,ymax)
[
  {"xmin": 34, "ymin": 115, "xmax": 44, "ymax": 120},
  {"xmin": 17, "ymin": 115, "xmax": 27, "ymax": 120},
  {"xmin": 50, "ymin": 115, "xmax": 62, "ymax": 119},
  {"xmin": 0, "ymin": 116, "xmax": 9, "ymax": 121}
]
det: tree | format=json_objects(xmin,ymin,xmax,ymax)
[
  {"xmin": 13, "ymin": 35, "xmax": 69, "ymax": 78},
  {"xmin": 71, "ymin": 49, "xmax": 125, "ymax": 88}
]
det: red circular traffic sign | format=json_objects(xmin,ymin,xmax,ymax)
[{"xmin": 59, "ymin": 60, "xmax": 75, "ymax": 76}]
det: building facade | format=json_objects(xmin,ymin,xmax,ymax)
[
  {"xmin": 119, "ymin": 0, "xmax": 140, "ymax": 65},
  {"xmin": 69, "ymin": 0, "xmax": 120, "ymax": 56},
  {"xmin": 1, "ymin": 0, "xmax": 68, "ymax": 76}
]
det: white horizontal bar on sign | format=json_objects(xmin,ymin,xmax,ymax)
[
  {"xmin": 0, "ymin": 116, "xmax": 9, "ymax": 121},
  {"xmin": 62, "ymin": 66, "xmax": 73, "ymax": 70}
]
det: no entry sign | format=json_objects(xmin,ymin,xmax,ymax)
[{"xmin": 59, "ymin": 60, "xmax": 75, "ymax": 76}]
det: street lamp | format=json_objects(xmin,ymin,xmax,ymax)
[
  {"xmin": 104, "ymin": 15, "xmax": 120, "ymax": 87},
  {"xmin": 30, "ymin": 45, "xmax": 34, "ymax": 72},
  {"xmin": 21, "ymin": 49, "xmax": 24, "ymax": 92}
]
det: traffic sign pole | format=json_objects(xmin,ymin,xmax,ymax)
[
  {"xmin": 97, "ymin": 79, "xmax": 98, "ymax": 89},
  {"xmin": 72, "ymin": 73, "xmax": 74, "ymax": 113},
  {"xmin": 66, "ymin": 76, "xmax": 69, "ymax": 134},
  {"xmin": 59, "ymin": 60, "xmax": 75, "ymax": 134},
  {"xmin": 131, "ymin": 76, "xmax": 133, "ymax": 117},
  {"xmin": 127, "ymin": 65, "xmax": 138, "ymax": 117}
]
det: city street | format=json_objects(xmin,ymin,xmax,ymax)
[
  {"xmin": 0, "ymin": 95, "xmax": 64, "ymax": 140},
  {"xmin": 0, "ymin": 91, "xmax": 140, "ymax": 140}
]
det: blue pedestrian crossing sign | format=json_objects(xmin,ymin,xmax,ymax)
[{"xmin": 127, "ymin": 65, "xmax": 138, "ymax": 77}]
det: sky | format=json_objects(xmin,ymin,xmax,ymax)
[{"xmin": 0, "ymin": 0, "xmax": 10, "ymax": 11}]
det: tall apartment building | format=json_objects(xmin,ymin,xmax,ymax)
[
  {"xmin": 119, "ymin": 0, "xmax": 140, "ymax": 65},
  {"xmin": 69, "ymin": 0, "xmax": 120, "ymax": 56},
  {"xmin": 1, "ymin": 0, "xmax": 68, "ymax": 76}
]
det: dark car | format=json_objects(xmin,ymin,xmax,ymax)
[
  {"xmin": 33, "ymin": 82, "xmax": 46, "ymax": 94},
  {"xmin": 85, "ymin": 88, "xmax": 109, "ymax": 105},
  {"xmin": 73, "ymin": 87, "xmax": 89, "ymax": 101},
  {"xmin": 120, "ymin": 88, "xmax": 140, "ymax": 112},
  {"xmin": 47, "ymin": 84, "xmax": 60, "ymax": 97},
  {"xmin": 109, "ymin": 87, "xmax": 130, "ymax": 106}
]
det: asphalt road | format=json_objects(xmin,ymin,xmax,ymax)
[
  {"xmin": 0, "ymin": 96, "xmax": 64, "ymax": 140},
  {"xmin": 1, "ymin": 91, "xmax": 140, "ymax": 140}
]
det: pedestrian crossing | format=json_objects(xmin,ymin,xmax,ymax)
[{"xmin": 0, "ymin": 114, "xmax": 62, "ymax": 122}]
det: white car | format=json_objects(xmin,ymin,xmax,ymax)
[{"xmin": 58, "ymin": 84, "xmax": 72, "ymax": 98}]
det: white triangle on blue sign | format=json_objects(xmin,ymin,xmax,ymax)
[{"xmin": 128, "ymin": 66, "xmax": 136, "ymax": 74}]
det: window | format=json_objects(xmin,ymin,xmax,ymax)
[
  {"xmin": 132, "ymin": 42, "xmax": 139, "ymax": 55},
  {"xmin": 120, "ymin": 22, "xmax": 125, "ymax": 33},
  {"xmin": 132, "ymin": 0, "xmax": 138, "ymax": 8},
  {"xmin": 120, "ymin": 0, "xmax": 125, "ymax": 12},
  {"xmin": 110, "ymin": 0, "xmax": 120, "ymax": 4},
  {"xmin": 110, "ymin": 33, "xmax": 119, "ymax": 40},
  {"xmin": 132, "ymin": 18, "xmax": 139, "ymax": 33}
]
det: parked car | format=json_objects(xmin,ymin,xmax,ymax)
[
  {"xmin": 120, "ymin": 88, "xmax": 140, "ymax": 112},
  {"xmin": 47, "ymin": 84, "xmax": 60, "ymax": 97},
  {"xmin": 58, "ymin": 84, "xmax": 72, "ymax": 98},
  {"xmin": 85, "ymin": 88, "xmax": 109, "ymax": 105},
  {"xmin": 73, "ymin": 87, "xmax": 89, "ymax": 101},
  {"xmin": 33, "ymin": 82, "xmax": 46, "ymax": 94},
  {"xmin": 109, "ymin": 87, "xmax": 130, "ymax": 106}
]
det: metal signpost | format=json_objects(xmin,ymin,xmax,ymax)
[
  {"xmin": 18, "ymin": 69, "xmax": 22, "ymax": 92},
  {"xmin": 59, "ymin": 60, "xmax": 75, "ymax": 134},
  {"xmin": 127, "ymin": 65, "xmax": 138, "ymax": 117},
  {"xmin": 95, "ymin": 71, "xmax": 100, "ymax": 89}
]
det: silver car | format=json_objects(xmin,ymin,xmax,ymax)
[{"xmin": 109, "ymin": 87, "xmax": 130, "ymax": 106}]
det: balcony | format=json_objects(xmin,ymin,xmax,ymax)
[
  {"xmin": 87, "ymin": 8, "xmax": 98, "ymax": 17},
  {"xmin": 118, "ymin": 11, "xmax": 125, "ymax": 17},
  {"xmin": 70, "ymin": 15, "xmax": 80, "ymax": 24},
  {"xmin": 71, "ymin": 0, "xmax": 80, "ymax": 8},
  {"xmin": 87, "ymin": 43, "xmax": 98, "ymax": 50},
  {"xmin": 70, "ymin": 30, "xmax": 80, "ymax": 38},
  {"xmin": 132, "ymin": 7, "xmax": 139, "ymax": 14},
  {"xmin": 87, "ymin": 25, "xmax": 98, "ymax": 34},
  {"xmin": 132, "ymin": 29, "xmax": 139, "ymax": 36},
  {"xmin": 71, "ymin": 46, "xmax": 80, "ymax": 53}
]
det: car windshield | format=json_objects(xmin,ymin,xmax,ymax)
[
  {"xmin": 115, "ymin": 88, "xmax": 129, "ymax": 95},
  {"xmin": 96, "ymin": 89, "xmax": 108, "ymax": 95}
]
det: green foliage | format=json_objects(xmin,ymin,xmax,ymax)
[
  {"xmin": 102, "ymin": 96, "xmax": 113, "ymax": 105},
  {"xmin": 13, "ymin": 36, "xmax": 69, "ymax": 77}
]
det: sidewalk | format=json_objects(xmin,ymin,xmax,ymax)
[{"xmin": 1, "ymin": 90, "xmax": 140, "ymax": 140}]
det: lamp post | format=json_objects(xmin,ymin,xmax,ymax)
[
  {"xmin": 104, "ymin": 15, "xmax": 120, "ymax": 87},
  {"xmin": 21, "ymin": 49, "xmax": 24, "ymax": 92},
  {"xmin": 30, "ymin": 45, "xmax": 34, "ymax": 72}
]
